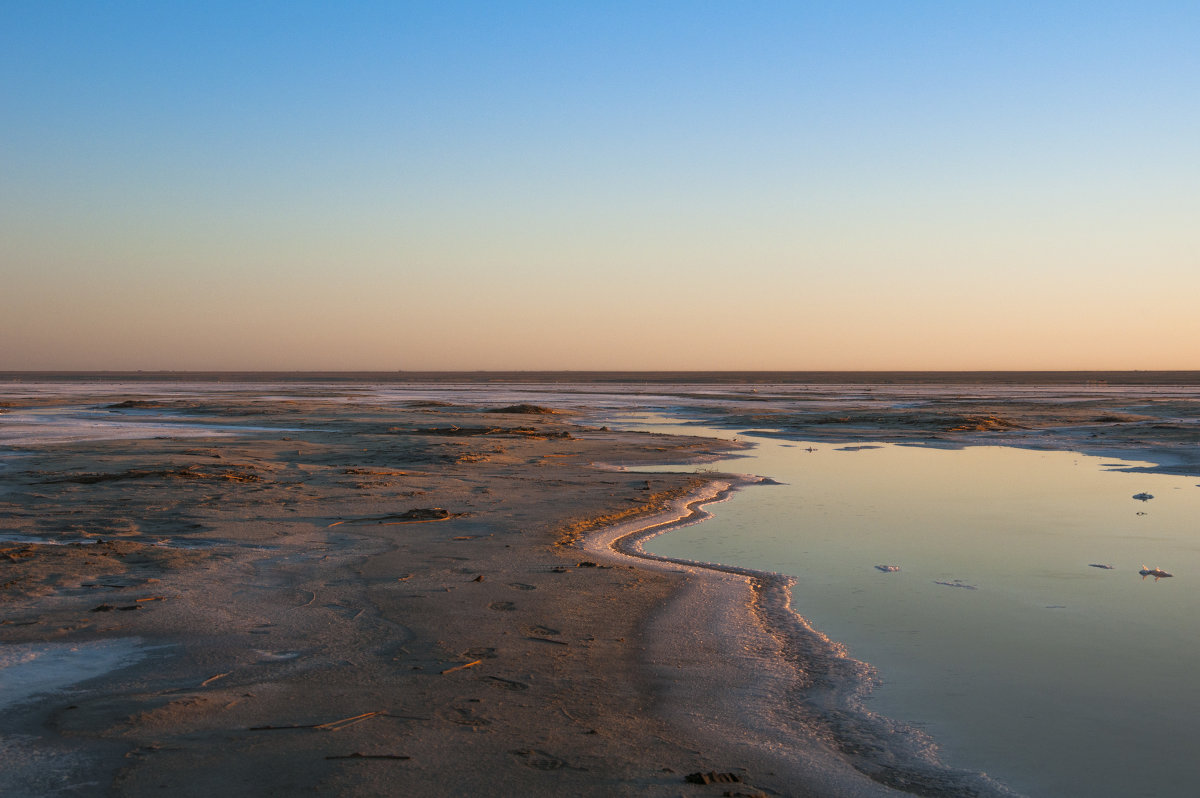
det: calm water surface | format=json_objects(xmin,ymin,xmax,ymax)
[{"xmin": 626, "ymin": 417, "xmax": 1200, "ymax": 798}]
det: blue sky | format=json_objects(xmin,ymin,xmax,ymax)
[{"xmin": 3, "ymin": 2, "xmax": 1197, "ymax": 370}]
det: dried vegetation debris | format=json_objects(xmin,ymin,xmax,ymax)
[
  {"xmin": 555, "ymin": 479, "xmax": 707, "ymax": 547},
  {"xmin": 945, "ymin": 414, "xmax": 1029, "ymax": 432}
]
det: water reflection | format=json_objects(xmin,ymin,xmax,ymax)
[{"xmin": 626, "ymin": 420, "xmax": 1200, "ymax": 798}]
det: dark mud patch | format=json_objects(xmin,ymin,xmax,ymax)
[
  {"xmin": 45, "ymin": 465, "xmax": 261, "ymax": 485},
  {"xmin": 402, "ymin": 427, "xmax": 571, "ymax": 440},
  {"xmin": 328, "ymin": 508, "xmax": 464, "ymax": 527},
  {"xmin": 1, "ymin": 539, "xmax": 210, "ymax": 599},
  {"xmin": 103, "ymin": 400, "xmax": 173, "ymax": 410},
  {"xmin": 485, "ymin": 404, "xmax": 558, "ymax": 415}
]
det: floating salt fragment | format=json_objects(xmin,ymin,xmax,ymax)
[
  {"xmin": 1133, "ymin": 492, "xmax": 1154, "ymax": 501},
  {"xmin": 875, "ymin": 565, "xmax": 900, "ymax": 572},
  {"xmin": 1088, "ymin": 564, "xmax": 1114, "ymax": 570}
]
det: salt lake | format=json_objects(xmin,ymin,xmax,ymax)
[{"xmin": 622, "ymin": 416, "xmax": 1200, "ymax": 798}]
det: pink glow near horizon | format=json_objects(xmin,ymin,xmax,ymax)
[{"xmin": 3, "ymin": 3, "xmax": 1197, "ymax": 371}]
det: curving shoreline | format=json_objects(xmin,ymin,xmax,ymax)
[
  {"xmin": 6, "ymin": 379, "xmax": 1195, "ymax": 795},
  {"xmin": 585, "ymin": 478, "xmax": 1024, "ymax": 798},
  {"xmin": 10, "ymin": 388, "xmax": 932, "ymax": 796}
]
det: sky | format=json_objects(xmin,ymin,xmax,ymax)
[{"xmin": 3, "ymin": 1, "xmax": 1197, "ymax": 371}]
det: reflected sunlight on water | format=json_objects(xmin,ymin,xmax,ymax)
[{"xmin": 634, "ymin": 422, "xmax": 1200, "ymax": 798}]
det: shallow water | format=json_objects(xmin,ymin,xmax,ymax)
[
  {"xmin": 0, "ymin": 639, "xmax": 149, "ymax": 712},
  {"xmin": 628, "ymin": 419, "xmax": 1200, "ymax": 798}
]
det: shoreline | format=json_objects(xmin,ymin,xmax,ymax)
[
  {"xmin": 4, "ymin": 391, "xmax": 868, "ymax": 796},
  {"xmin": 583, "ymin": 479, "xmax": 1021, "ymax": 798},
  {"xmin": 3, "ymin": 381, "xmax": 1195, "ymax": 795}
]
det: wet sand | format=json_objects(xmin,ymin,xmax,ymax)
[{"xmin": 1, "ymin": 394, "xmax": 874, "ymax": 797}]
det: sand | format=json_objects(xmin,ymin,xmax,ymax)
[{"xmin": 0, "ymin": 394, "xmax": 898, "ymax": 797}]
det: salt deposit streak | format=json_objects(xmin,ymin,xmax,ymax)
[
  {"xmin": 0, "ymin": 407, "xmax": 311, "ymax": 447},
  {"xmin": 586, "ymin": 482, "xmax": 1023, "ymax": 798},
  {"xmin": 0, "ymin": 409, "xmax": 239, "ymax": 446}
]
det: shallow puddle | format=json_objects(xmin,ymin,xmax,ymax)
[{"xmin": 0, "ymin": 638, "xmax": 150, "ymax": 712}]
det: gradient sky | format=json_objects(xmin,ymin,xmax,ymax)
[{"xmin": 3, "ymin": 2, "xmax": 1197, "ymax": 371}]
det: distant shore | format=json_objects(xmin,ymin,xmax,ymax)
[{"xmin": 4, "ymin": 369, "xmax": 1200, "ymax": 386}]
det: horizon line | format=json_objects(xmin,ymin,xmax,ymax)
[{"xmin": 3, "ymin": 369, "xmax": 1199, "ymax": 386}]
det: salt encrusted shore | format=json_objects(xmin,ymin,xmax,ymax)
[
  {"xmin": 3, "ymin": 391, "xmax": 956, "ymax": 797},
  {"xmin": 585, "ymin": 482, "xmax": 1021, "ymax": 798},
  {"xmin": 7, "ymin": 377, "xmax": 1197, "ymax": 796}
]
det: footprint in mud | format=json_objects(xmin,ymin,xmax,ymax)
[
  {"xmin": 439, "ymin": 699, "xmax": 491, "ymax": 728},
  {"xmin": 510, "ymin": 749, "xmax": 566, "ymax": 771},
  {"xmin": 488, "ymin": 601, "xmax": 516, "ymax": 611},
  {"xmin": 508, "ymin": 583, "xmax": 537, "ymax": 591},
  {"xmin": 525, "ymin": 625, "xmax": 559, "ymax": 636}
]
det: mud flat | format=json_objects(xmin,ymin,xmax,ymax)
[
  {"xmin": 8, "ymin": 377, "xmax": 1198, "ymax": 796},
  {"xmin": 2, "ymin": 388, "xmax": 937, "ymax": 797}
]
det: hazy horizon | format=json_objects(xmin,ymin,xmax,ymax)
[
  {"xmin": 4, "ymin": 3, "xmax": 1197, "ymax": 372},
  {"xmin": 4, "ymin": 369, "xmax": 1200, "ymax": 388}
]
